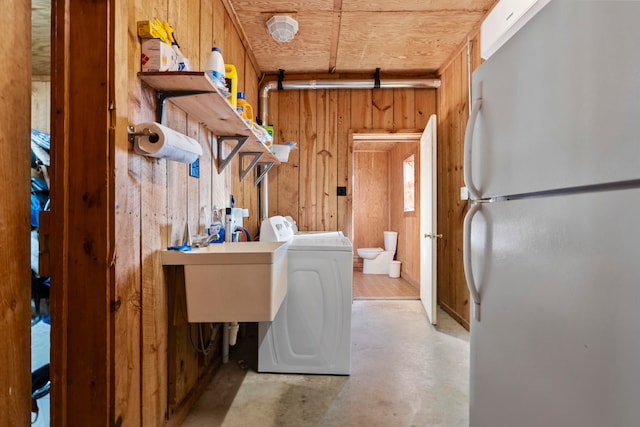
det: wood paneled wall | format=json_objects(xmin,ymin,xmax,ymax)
[
  {"xmin": 436, "ymin": 34, "xmax": 482, "ymax": 329},
  {"xmin": 266, "ymin": 82, "xmax": 435, "ymax": 287},
  {"xmin": 353, "ymin": 151, "xmax": 390, "ymax": 265},
  {"xmin": 265, "ymin": 79, "xmax": 435, "ymax": 287},
  {"xmin": 47, "ymin": 0, "xmax": 261, "ymax": 425},
  {"xmin": 389, "ymin": 142, "xmax": 420, "ymax": 285},
  {"xmin": 121, "ymin": 0, "xmax": 261, "ymax": 424},
  {"xmin": 265, "ymin": 78, "xmax": 436, "ymax": 226}
]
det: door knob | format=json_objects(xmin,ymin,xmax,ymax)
[{"xmin": 424, "ymin": 233, "xmax": 443, "ymax": 239}]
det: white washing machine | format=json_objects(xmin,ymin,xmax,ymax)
[{"xmin": 258, "ymin": 217, "xmax": 353, "ymax": 375}]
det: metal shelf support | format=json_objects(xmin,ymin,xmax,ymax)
[
  {"xmin": 239, "ymin": 152, "xmax": 264, "ymax": 181},
  {"xmin": 254, "ymin": 162, "xmax": 274, "ymax": 186},
  {"xmin": 154, "ymin": 90, "xmax": 213, "ymax": 123},
  {"xmin": 216, "ymin": 135, "xmax": 249, "ymax": 173}
]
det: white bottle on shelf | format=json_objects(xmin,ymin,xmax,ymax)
[{"xmin": 205, "ymin": 47, "xmax": 226, "ymax": 90}]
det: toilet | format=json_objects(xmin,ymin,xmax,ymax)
[{"xmin": 357, "ymin": 231, "xmax": 398, "ymax": 275}]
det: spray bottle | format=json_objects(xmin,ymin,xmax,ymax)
[
  {"xmin": 208, "ymin": 205, "xmax": 224, "ymax": 243},
  {"xmin": 162, "ymin": 22, "xmax": 192, "ymax": 71},
  {"xmin": 171, "ymin": 38, "xmax": 192, "ymax": 71}
]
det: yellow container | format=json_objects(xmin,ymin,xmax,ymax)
[
  {"xmin": 137, "ymin": 20, "xmax": 156, "ymax": 38},
  {"xmin": 224, "ymin": 64, "xmax": 238, "ymax": 108},
  {"xmin": 137, "ymin": 19, "xmax": 170, "ymax": 44}
]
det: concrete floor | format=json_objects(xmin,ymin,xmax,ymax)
[
  {"xmin": 182, "ymin": 300, "xmax": 470, "ymax": 427},
  {"xmin": 31, "ymin": 320, "xmax": 50, "ymax": 426}
]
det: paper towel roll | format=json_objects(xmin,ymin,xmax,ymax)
[{"xmin": 134, "ymin": 122, "xmax": 203, "ymax": 164}]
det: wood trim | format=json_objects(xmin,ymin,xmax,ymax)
[
  {"xmin": 0, "ymin": 0, "xmax": 31, "ymax": 423},
  {"xmin": 51, "ymin": 0, "xmax": 114, "ymax": 425},
  {"xmin": 435, "ymin": 32, "xmax": 482, "ymax": 328},
  {"xmin": 437, "ymin": 26, "xmax": 481, "ymax": 77},
  {"xmin": 50, "ymin": 0, "xmax": 69, "ymax": 424}
]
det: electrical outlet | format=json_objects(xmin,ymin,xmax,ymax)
[{"xmin": 189, "ymin": 159, "xmax": 200, "ymax": 178}]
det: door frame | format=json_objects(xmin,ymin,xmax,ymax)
[
  {"xmin": 350, "ymin": 130, "xmax": 437, "ymax": 303},
  {"xmin": 1, "ymin": 0, "xmax": 31, "ymax": 422},
  {"xmin": 50, "ymin": 0, "xmax": 115, "ymax": 425}
]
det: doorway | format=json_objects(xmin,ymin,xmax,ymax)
[
  {"xmin": 351, "ymin": 131, "xmax": 422, "ymax": 299},
  {"xmin": 31, "ymin": 0, "xmax": 52, "ymax": 424}
]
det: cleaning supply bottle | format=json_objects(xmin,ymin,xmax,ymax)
[
  {"xmin": 205, "ymin": 47, "xmax": 226, "ymax": 90},
  {"xmin": 162, "ymin": 22, "xmax": 190, "ymax": 71},
  {"xmin": 209, "ymin": 206, "xmax": 224, "ymax": 243},
  {"xmin": 224, "ymin": 64, "xmax": 238, "ymax": 108},
  {"xmin": 171, "ymin": 38, "xmax": 192, "ymax": 71},
  {"xmin": 236, "ymin": 92, "xmax": 254, "ymax": 126}
]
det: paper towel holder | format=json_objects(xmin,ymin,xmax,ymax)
[{"xmin": 127, "ymin": 125, "xmax": 159, "ymax": 144}]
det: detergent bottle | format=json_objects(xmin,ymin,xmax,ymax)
[
  {"xmin": 236, "ymin": 92, "xmax": 254, "ymax": 126},
  {"xmin": 204, "ymin": 47, "xmax": 225, "ymax": 90}
]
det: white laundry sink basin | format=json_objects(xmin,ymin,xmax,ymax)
[{"xmin": 161, "ymin": 241, "xmax": 288, "ymax": 322}]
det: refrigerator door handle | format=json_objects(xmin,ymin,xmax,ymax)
[
  {"xmin": 464, "ymin": 83, "xmax": 482, "ymax": 200},
  {"xmin": 463, "ymin": 201, "xmax": 482, "ymax": 321}
]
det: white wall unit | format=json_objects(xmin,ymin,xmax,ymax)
[{"xmin": 481, "ymin": 0, "xmax": 551, "ymax": 60}]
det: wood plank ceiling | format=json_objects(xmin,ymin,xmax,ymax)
[{"xmin": 228, "ymin": 0, "xmax": 497, "ymax": 75}]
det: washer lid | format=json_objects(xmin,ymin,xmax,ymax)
[
  {"xmin": 289, "ymin": 235, "xmax": 353, "ymax": 252},
  {"xmin": 260, "ymin": 216, "xmax": 295, "ymax": 242},
  {"xmin": 293, "ymin": 230, "xmax": 343, "ymax": 238}
]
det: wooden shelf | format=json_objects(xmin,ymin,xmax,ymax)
[{"xmin": 138, "ymin": 71, "xmax": 278, "ymax": 183}]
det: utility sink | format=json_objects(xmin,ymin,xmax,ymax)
[{"xmin": 161, "ymin": 241, "xmax": 288, "ymax": 322}]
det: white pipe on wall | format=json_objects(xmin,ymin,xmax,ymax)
[{"xmin": 258, "ymin": 76, "xmax": 442, "ymax": 220}]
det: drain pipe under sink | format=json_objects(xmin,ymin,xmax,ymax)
[
  {"xmin": 222, "ymin": 321, "xmax": 240, "ymax": 364},
  {"xmin": 258, "ymin": 76, "xmax": 441, "ymax": 220}
]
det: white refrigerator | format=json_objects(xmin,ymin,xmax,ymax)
[{"xmin": 464, "ymin": 1, "xmax": 640, "ymax": 426}]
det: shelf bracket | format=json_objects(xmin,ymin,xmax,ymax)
[
  {"xmin": 154, "ymin": 90, "xmax": 213, "ymax": 123},
  {"xmin": 254, "ymin": 162, "xmax": 274, "ymax": 186},
  {"xmin": 239, "ymin": 152, "xmax": 264, "ymax": 182},
  {"xmin": 216, "ymin": 135, "xmax": 249, "ymax": 173}
]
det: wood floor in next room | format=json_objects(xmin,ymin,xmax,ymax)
[{"xmin": 352, "ymin": 268, "xmax": 419, "ymax": 299}]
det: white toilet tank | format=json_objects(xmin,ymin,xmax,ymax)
[{"xmin": 383, "ymin": 231, "xmax": 398, "ymax": 253}]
